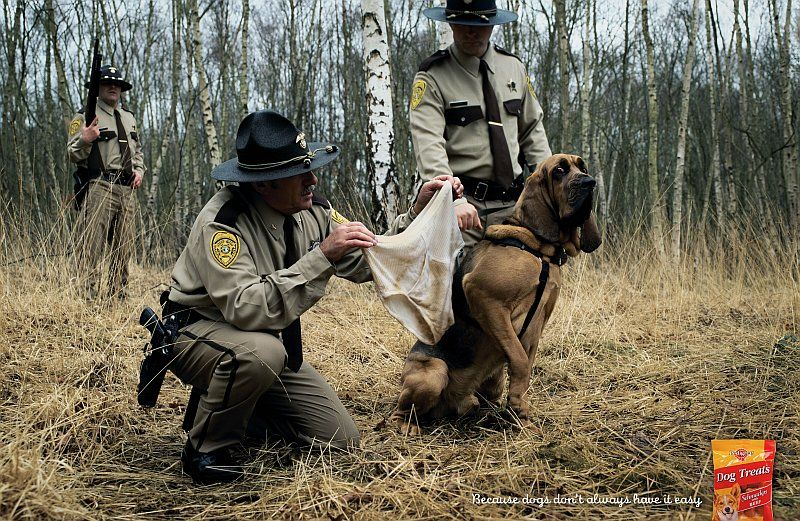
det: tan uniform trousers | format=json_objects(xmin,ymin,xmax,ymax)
[
  {"xmin": 77, "ymin": 179, "xmax": 136, "ymax": 297},
  {"xmin": 170, "ymin": 319, "xmax": 360, "ymax": 453},
  {"xmin": 460, "ymin": 196, "xmax": 516, "ymax": 253}
]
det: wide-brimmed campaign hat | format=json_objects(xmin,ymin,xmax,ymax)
[
  {"xmin": 211, "ymin": 110, "xmax": 340, "ymax": 183},
  {"xmin": 423, "ymin": 0, "xmax": 518, "ymax": 26},
  {"xmin": 84, "ymin": 64, "xmax": 133, "ymax": 92}
]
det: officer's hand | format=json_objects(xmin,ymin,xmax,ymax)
[
  {"xmin": 81, "ymin": 117, "xmax": 100, "ymax": 144},
  {"xmin": 455, "ymin": 202, "xmax": 482, "ymax": 231},
  {"xmin": 320, "ymin": 221, "xmax": 377, "ymax": 262},
  {"xmin": 131, "ymin": 171, "xmax": 143, "ymax": 189},
  {"xmin": 412, "ymin": 175, "xmax": 464, "ymax": 215}
]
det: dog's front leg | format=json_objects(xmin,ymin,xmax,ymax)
[{"xmin": 479, "ymin": 312, "xmax": 531, "ymax": 420}]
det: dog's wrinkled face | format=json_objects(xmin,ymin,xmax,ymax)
[
  {"xmin": 548, "ymin": 155, "xmax": 596, "ymax": 226},
  {"xmin": 514, "ymin": 154, "xmax": 601, "ymax": 253}
]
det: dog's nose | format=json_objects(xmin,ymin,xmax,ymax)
[{"xmin": 578, "ymin": 176, "xmax": 596, "ymax": 189}]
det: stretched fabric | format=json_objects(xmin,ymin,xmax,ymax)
[{"xmin": 363, "ymin": 182, "xmax": 464, "ymax": 344}]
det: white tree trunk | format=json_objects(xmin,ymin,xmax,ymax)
[
  {"xmin": 704, "ymin": 0, "xmax": 724, "ymax": 228},
  {"xmin": 641, "ymin": 0, "xmax": 666, "ymax": 257},
  {"xmin": 437, "ymin": 0, "xmax": 452, "ymax": 49},
  {"xmin": 239, "ymin": 0, "xmax": 250, "ymax": 118},
  {"xmin": 671, "ymin": 0, "xmax": 700, "ymax": 261},
  {"xmin": 362, "ymin": 0, "xmax": 397, "ymax": 226},
  {"xmin": 189, "ymin": 0, "xmax": 222, "ymax": 190}
]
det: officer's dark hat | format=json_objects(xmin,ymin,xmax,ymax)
[
  {"xmin": 423, "ymin": 0, "xmax": 517, "ymax": 26},
  {"xmin": 83, "ymin": 64, "xmax": 133, "ymax": 92},
  {"xmin": 211, "ymin": 110, "xmax": 340, "ymax": 183}
]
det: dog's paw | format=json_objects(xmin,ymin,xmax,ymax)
[
  {"xmin": 507, "ymin": 397, "xmax": 530, "ymax": 421},
  {"xmin": 456, "ymin": 395, "xmax": 480, "ymax": 417},
  {"xmin": 391, "ymin": 412, "xmax": 424, "ymax": 436}
]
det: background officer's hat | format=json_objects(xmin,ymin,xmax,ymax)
[
  {"xmin": 83, "ymin": 64, "xmax": 133, "ymax": 92},
  {"xmin": 423, "ymin": 0, "xmax": 518, "ymax": 26},
  {"xmin": 212, "ymin": 110, "xmax": 340, "ymax": 183}
]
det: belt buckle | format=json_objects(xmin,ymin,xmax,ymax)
[{"xmin": 474, "ymin": 181, "xmax": 489, "ymax": 202}]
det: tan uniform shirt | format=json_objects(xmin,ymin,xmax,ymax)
[
  {"xmin": 169, "ymin": 186, "xmax": 416, "ymax": 332},
  {"xmin": 66, "ymin": 98, "xmax": 145, "ymax": 175},
  {"xmin": 410, "ymin": 43, "xmax": 551, "ymax": 185}
]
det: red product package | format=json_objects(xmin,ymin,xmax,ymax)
[{"xmin": 712, "ymin": 439, "xmax": 776, "ymax": 521}]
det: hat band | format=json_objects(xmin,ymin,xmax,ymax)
[
  {"xmin": 237, "ymin": 145, "xmax": 337, "ymax": 171},
  {"xmin": 446, "ymin": 8, "xmax": 497, "ymax": 22}
]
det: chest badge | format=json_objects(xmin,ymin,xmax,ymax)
[
  {"xmin": 210, "ymin": 231, "xmax": 240, "ymax": 269},
  {"xmin": 507, "ymin": 80, "xmax": 517, "ymax": 92}
]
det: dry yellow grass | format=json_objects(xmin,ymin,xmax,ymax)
[{"xmin": 0, "ymin": 218, "xmax": 798, "ymax": 520}]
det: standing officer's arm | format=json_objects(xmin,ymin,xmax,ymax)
[
  {"xmin": 518, "ymin": 70, "xmax": 552, "ymax": 169},
  {"xmin": 66, "ymin": 113, "xmax": 97, "ymax": 163},
  {"xmin": 131, "ymin": 115, "xmax": 146, "ymax": 188},
  {"xmin": 194, "ymin": 222, "xmax": 335, "ymax": 331}
]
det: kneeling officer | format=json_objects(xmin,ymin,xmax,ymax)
[{"xmin": 148, "ymin": 110, "xmax": 461, "ymax": 484}]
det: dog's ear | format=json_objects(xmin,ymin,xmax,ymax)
[
  {"xmin": 579, "ymin": 212, "xmax": 602, "ymax": 253},
  {"xmin": 731, "ymin": 483, "xmax": 741, "ymax": 502},
  {"xmin": 513, "ymin": 164, "xmax": 560, "ymax": 242}
]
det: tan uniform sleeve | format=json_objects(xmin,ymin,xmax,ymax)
[
  {"xmin": 518, "ymin": 72, "xmax": 552, "ymax": 170},
  {"xmin": 66, "ymin": 113, "xmax": 92, "ymax": 164},
  {"xmin": 130, "ymin": 115, "xmax": 146, "ymax": 176},
  {"xmin": 194, "ymin": 221, "xmax": 335, "ymax": 331},
  {"xmin": 409, "ymin": 72, "xmax": 452, "ymax": 183}
]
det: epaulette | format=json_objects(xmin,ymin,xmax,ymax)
[
  {"xmin": 121, "ymin": 105, "xmax": 134, "ymax": 114},
  {"xmin": 418, "ymin": 49, "xmax": 450, "ymax": 72},
  {"xmin": 494, "ymin": 45, "xmax": 523, "ymax": 62},
  {"xmin": 312, "ymin": 193, "xmax": 331, "ymax": 209},
  {"xmin": 214, "ymin": 187, "xmax": 248, "ymax": 227},
  {"xmin": 77, "ymin": 106, "xmax": 85, "ymax": 114}
]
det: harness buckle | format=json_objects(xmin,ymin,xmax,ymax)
[{"xmin": 474, "ymin": 181, "xmax": 489, "ymax": 202}]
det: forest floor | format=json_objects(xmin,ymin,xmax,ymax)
[{"xmin": 1, "ymin": 233, "xmax": 798, "ymax": 520}]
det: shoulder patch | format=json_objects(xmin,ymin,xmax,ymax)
[
  {"xmin": 68, "ymin": 117, "xmax": 82, "ymax": 136},
  {"xmin": 494, "ymin": 45, "xmax": 522, "ymax": 62},
  {"xmin": 410, "ymin": 80, "xmax": 427, "ymax": 110},
  {"xmin": 311, "ymin": 192, "xmax": 331, "ymax": 209},
  {"xmin": 331, "ymin": 208, "xmax": 349, "ymax": 225},
  {"xmin": 210, "ymin": 231, "xmax": 240, "ymax": 269},
  {"xmin": 418, "ymin": 49, "xmax": 450, "ymax": 72}
]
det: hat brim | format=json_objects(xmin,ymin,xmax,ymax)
[
  {"xmin": 423, "ymin": 7, "xmax": 518, "ymax": 25},
  {"xmin": 211, "ymin": 141, "xmax": 341, "ymax": 183},
  {"xmin": 83, "ymin": 79, "xmax": 133, "ymax": 92}
]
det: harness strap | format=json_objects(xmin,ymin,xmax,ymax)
[{"xmin": 487, "ymin": 237, "xmax": 551, "ymax": 340}]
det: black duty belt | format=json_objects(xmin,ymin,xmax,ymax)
[
  {"xmin": 100, "ymin": 169, "xmax": 133, "ymax": 186},
  {"xmin": 461, "ymin": 175, "xmax": 522, "ymax": 202}
]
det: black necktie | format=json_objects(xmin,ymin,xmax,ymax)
[
  {"xmin": 479, "ymin": 59, "xmax": 514, "ymax": 189},
  {"xmin": 114, "ymin": 110, "xmax": 133, "ymax": 181},
  {"xmin": 282, "ymin": 216, "xmax": 303, "ymax": 372}
]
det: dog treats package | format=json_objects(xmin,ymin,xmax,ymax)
[{"xmin": 712, "ymin": 439, "xmax": 776, "ymax": 521}]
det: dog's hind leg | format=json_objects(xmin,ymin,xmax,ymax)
[
  {"xmin": 477, "ymin": 368, "xmax": 506, "ymax": 408},
  {"xmin": 391, "ymin": 351, "xmax": 449, "ymax": 435}
]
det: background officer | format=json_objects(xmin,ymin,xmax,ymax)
[
  {"xmin": 411, "ymin": 0, "xmax": 551, "ymax": 252},
  {"xmin": 165, "ymin": 110, "xmax": 462, "ymax": 484},
  {"xmin": 67, "ymin": 65, "xmax": 145, "ymax": 299}
]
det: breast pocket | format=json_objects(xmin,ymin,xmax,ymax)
[
  {"xmin": 444, "ymin": 105, "xmax": 484, "ymax": 127},
  {"xmin": 503, "ymin": 99, "xmax": 523, "ymax": 117},
  {"xmin": 97, "ymin": 130, "xmax": 117, "ymax": 142}
]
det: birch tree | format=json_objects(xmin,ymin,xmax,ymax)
[
  {"xmin": 555, "ymin": 0, "xmax": 570, "ymax": 148},
  {"xmin": 362, "ymin": 0, "xmax": 397, "ymax": 226},
  {"xmin": 671, "ymin": 0, "xmax": 700, "ymax": 260},
  {"xmin": 702, "ymin": 0, "xmax": 724, "ymax": 228},
  {"xmin": 188, "ymin": 0, "xmax": 222, "ymax": 190},
  {"xmin": 641, "ymin": 0, "xmax": 665, "ymax": 255},
  {"xmin": 436, "ymin": 0, "xmax": 452, "ymax": 49},
  {"xmin": 239, "ymin": 0, "xmax": 250, "ymax": 118}
]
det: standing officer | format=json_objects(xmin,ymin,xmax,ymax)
[
  {"xmin": 164, "ymin": 110, "xmax": 462, "ymax": 484},
  {"xmin": 411, "ymin": 0, "xmax": 551, "ymax": 252},
  {"xmin": 67, "ymin": 65, "xmax": 145, "ymax": 299}
]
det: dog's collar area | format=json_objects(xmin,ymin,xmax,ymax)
[{"xmin": 488, "ymin": 236, "xmax": 567, "ymax": 266}]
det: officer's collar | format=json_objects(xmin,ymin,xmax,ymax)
[
  {"xmin": 239, "ymin": 186, "xmax": 301, "ymax": 239},
  {"xmin": 97, "ymin": 98, "xmax": 119, "ymax": 116},
  {"xmin": 450, "ymin": 42, "xmax": 497, "ymax": 77}
]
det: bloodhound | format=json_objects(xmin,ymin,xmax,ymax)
[{"xmin": 391, "ymin": 154, "xmax": 602, "ymax": 434}]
